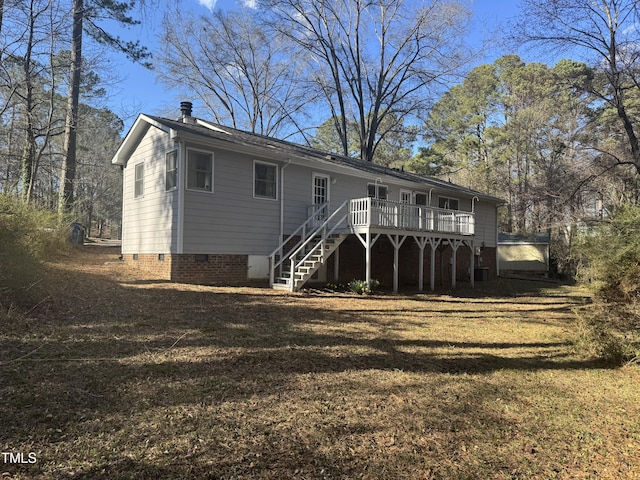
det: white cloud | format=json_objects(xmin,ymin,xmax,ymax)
[
  {"xmin": 241, "ymin": 0, "xmax": 257, "ymax": 8},
  {"xmin": 197, "ymin": 0, "xmax": 217, "ymax": 11}
]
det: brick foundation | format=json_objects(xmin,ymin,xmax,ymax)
[
  {"xmin": 122, "ymin": 240, "xmax": 497, "ymax": 289},
  {"xmin": 123, "ymin": 253, "xmax": 249, "ymax": 285}
]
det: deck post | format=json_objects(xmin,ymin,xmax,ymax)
[
  {"xmin": 356, "ymin": 231, "xmax": 379, "ymax": 289},
  {"xmin": 428, "ymin": 238, "xmax": 441, "ymax": 291},
  {"xmin": 452, "ymin": 244, "xmax": 457, "ymax": 288},
  {"xmin": 394, "ymin": 238, "xmax": 399, "ymax": 293},
  {"xmin": 414, "ymin": 237, "xmax": 428, "ymax": 292},
  {"xmin": 334, "ymin": 244, "xmax": 340, "ymax": 281},
  {"xmin": 451, "ymin": 239, "xmax": 463, "ymax": 288},
  {"xmin": 365, "ymin": 231, "xmax": 372, "ymax": 286},
  {"xmin": 387, "ymin": 234, "xmax": 407, "ymax": 293},
  {"xmin": 469, "ymin": 240, "xmax": 475, "ymax": 288}
]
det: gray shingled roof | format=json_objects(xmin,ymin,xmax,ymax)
[{"xmin": 145, "ymin": 115, "xmax": 505, "ymax": 204}]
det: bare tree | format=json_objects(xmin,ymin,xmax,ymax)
[
  {"xmin": 514, "ymin": 0, "xmax": 640, "ymax": 174},
  {"xmin": 265, "ymin": 0, "xmax": 472, "ymax": 161},
  {"xmin": 0, "ymin": 0, "xmax": 67, "ymax": 202},
  {"xmin": 159, "ymin": 7, "xmax": 312, "ymax": 139}
]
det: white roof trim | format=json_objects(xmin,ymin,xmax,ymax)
[{"xmin": 111, "ymin": 114, "xmax": 170, "ymax": 166}]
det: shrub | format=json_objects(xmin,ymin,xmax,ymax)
[
  {"xmin": 574, "ymin": 205, "xmax": 640, "ymax": 364},
  {"xmin": 0, "ymin": 195, "xmax": 69, "ymax": 309},
  {"xmin": 574, "ymin": 303, "xmax": 639, "ymax": 365},
  {"xmin": 348, "ymin": 279, "xmax": 380, "ymax": 295},
  {"xmin": 576, "ymin": 205, "xmax": 640, "ymax": 301}
]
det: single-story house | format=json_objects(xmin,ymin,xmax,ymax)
[{"xmin": 111, "ymin": 102, "xmax": 504, "ymax": 292}]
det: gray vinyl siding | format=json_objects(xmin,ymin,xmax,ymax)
[
  {"xmin": 182, "ymin": 146, "xmax": 281, "ymax": 255},
  {"xmin": 121, "ymin": 127, "xmax": 179, "ymax": 254},
  {"xmin": 282, "ymin": 166, "xmax": 415, "ymax": 232},
  {"xmin": 129, "ymin": 134, "xmax": 500, "ymax": 256},
  {"xmin": 473, "ymin": 202, "xmax": 498, "ymax": 248}
]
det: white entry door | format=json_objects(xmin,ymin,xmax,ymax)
[
  {"xmin": 312, "ymin": 174, "xmax": 330, "ymax": 226},
  {"xmin": 400, "ymin": 190, "xmax": 412, "ymax": 229}
]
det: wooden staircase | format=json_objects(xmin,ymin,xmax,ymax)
[
  {"xmin": 269, "ymin": 200, "xmax": 350, "ymax": 292},
  {"xmin": 272, "ymin": 233, "xmax": 348, "ymax": 291}
]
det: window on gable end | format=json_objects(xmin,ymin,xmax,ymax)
[{"xmin": 134, "ymin": 162, "xmax": 144, "ymax": 198}]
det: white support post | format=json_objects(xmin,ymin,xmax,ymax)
[
  {"xmin": 387, "ymin": 234, "xmax": 407, "ymax": 293},
  {"xmin": 394, "ymin": 239, "xmax": 399, "ymax": 292},
  {"xmin": 366, "ymin": 231, "xmax": 372, "ymax": 286},
  {"xmin": 428, "ymin": 238, "xmax": 441, "ymax": 291},
  {"xmin": 451, "ymin": 239, "xmax": 462, "ymax": 288},
  {"xmin": 290, "ymin": 257, "xmax": 296, "ymax": 292},
  {"xmin": 414, "ymin": 237, "xmax": 428, "ymax": 292},
  {"xmin": 356, "ymin": 232, "xmax": 380, "ymax": 288},
  {"xmin": 469, "ymin": 240, "xmax": 475, "ymax": 288}
]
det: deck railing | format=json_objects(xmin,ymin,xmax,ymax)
[{"xmin": 348, "ymin": 197, "xmax": 475, "ymax": 235}]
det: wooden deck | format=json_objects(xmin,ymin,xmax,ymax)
[
  {"xmin": 347, "ymin": 197, "xmax": 475, "ymax": 236},
  {"xmin": 271, "ymin": 198, "xmax": 477, "ymax": 292}
]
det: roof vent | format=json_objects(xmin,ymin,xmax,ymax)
[{"xmin": 180, "ymin": 101, "xmax": 193, "ymax": 122}]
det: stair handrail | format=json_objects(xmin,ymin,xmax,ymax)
[
  {"xmin": 292, "ymin": 211, "xmax": 349, "ymax": 274},
  {"xmin": 268, "ymin": 202, "xmax": 329, "ymax": 285},
  {"xmin": 289, "ymin": 200, "xmax": 350, "ymax": 281}
]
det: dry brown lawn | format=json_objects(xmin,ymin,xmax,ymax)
[{"xmin": 1, "ymin": 246, "xmax": 639, "ymax": 479}]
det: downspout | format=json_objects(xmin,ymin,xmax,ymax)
[
  {"xmin": 279, "ymin": 159, "xmax": 291, "ymax": 250},
  {"xmin": 472, "ymin": 196, "xmax": 479, "ymax": 213},
  {"xmin": 428, "ymin": 188, "xmax": 435, "ymax": 206},
  {"xmin": 119, "ymin": 164, "xmax": 125, "ymax": 258},
  {"xmin": 171, "ymin": 131, "xmax": 184, "ymax": 255}
]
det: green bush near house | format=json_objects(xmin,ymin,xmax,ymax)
[{"xmin": 348, "ymin": 279, "xmax": 380, "ymax": 295}]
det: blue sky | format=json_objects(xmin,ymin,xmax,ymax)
[{"xmin": 107, "ymin": 0, "xmax": 525, "ymax": 131}]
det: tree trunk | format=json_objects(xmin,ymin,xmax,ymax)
[
  {"xmin": 59, "ymin": 0, "xmax": 83, "ymax": 214},
  {"xmin": 0, "ymin": 0, "xmax": 5, "ymax": 47},
  {"xmin": 21, "ymin": 121, "xmax": 35, "ymax": 202},
  {"xmin": 20, "ymin": 0, "xmax": 36, "ymax": 203}
]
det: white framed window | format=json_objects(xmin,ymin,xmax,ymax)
[
  {"xmin": 166, "ymin": 150, "xmax": 178, "ymax": 191},
  {"xmin": 134, "ymin": 162, "xmax": 144, "ymax": 198},
  {"xmin": 438, "ymin": 196, "xmax": 459, "ymax": 210},
  {"xmin": 312, "ymin": 173, "xmax": 330, "ymax": 205},
  {"xmin": 367, "ymin": 183, "xmax": 388, "ymax": 200},
  {"xmin": 186, "ymin": 148, "xmax": 213, "ymax": 192},
  {"xmin": 415, "ymin": 193, "xmax": 428, "ymax": 205},
  {"xmin": 254, "ymin": 160, "xmax": 278, "ymax": 199}
]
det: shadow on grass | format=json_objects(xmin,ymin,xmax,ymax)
[{"xmin": 0, "ymin": 249, "xmax": 611, "ymax": 478}]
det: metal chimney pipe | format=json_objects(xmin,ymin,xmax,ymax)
[{"xmin": 180, "ymin": 101, "xmax": 193, "ymax": 121}]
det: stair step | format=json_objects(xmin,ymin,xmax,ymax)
[{"xmin": 271, "ymin": 221, "xmax": 349, "ymax": 291}]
